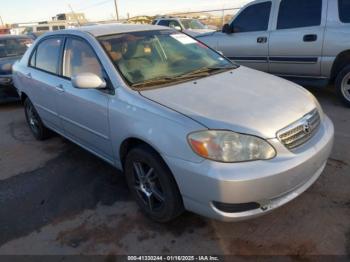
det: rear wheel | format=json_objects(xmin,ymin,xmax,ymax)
[
  {"xmin": 124, "ymin": 145, "xmax": 184, "ymax": 222},
  {"xmin": 24, "ymin": 98, "xmax": 50, "ymax": 140},
  {"xmin": 335, "ymin": 65, "xmax": 350, "ymax": 107}
]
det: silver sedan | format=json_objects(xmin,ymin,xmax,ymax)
[{"xmin": 13, "ymin": 24, "xmax": 334, "ymax": 222}]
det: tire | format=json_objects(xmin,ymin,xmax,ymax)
[
  {"xmin": 24, "ymin": 98, "xmax": 50, "ymax": 140},
  {"xmin": 335, "ymin": 64, "xmax": 350, "ymax": 107},
  {"xmin": 124, "ymin": 145, "xmax": 184, "ymax": 222}
]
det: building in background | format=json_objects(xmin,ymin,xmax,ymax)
[
  {"xmin": 10, "ymin": 12, "xmax": 88, "ymax": 35},
  {"xmin": 52, "ymin": 13, "xmax": 88, "ymax": 24}
]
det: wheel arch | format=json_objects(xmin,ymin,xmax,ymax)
[
  {"xmin": 19, "ymin": 91, "xmax": 28, "ymax": 104},
  {"xmin": 119, "ymin": 137, "xmax": 183, "ymax": 195},
  {"xmin": 331, "ymin": 50, "xmax": 350, "ymax": 82},
  {"xmin": 120, "ymin": 137, "xmax": 165, "ymax": 169}
]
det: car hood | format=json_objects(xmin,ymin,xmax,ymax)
[
  {"xmin": 196, "ymin": 31, "xmax": 218, "ymax": 38},
  {"xmin": 185, "ymin": 29, "xmax": 216, "ymax": 37},
  {"xmin": 0, "ymin": 56, "xmax": 21, "ymax": 75},
  {"xmin": 140, "ymin": 66, "xmax": 317, "ymax": 139}
]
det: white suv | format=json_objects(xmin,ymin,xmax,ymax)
[{"xmin": 197, "ymin": 0, "xmax": 350, "ymax": 106}]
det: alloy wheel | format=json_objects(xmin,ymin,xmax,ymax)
[
  {"xmin": 132, "ymin": 161, "xmax": 165, "ymax": 212},
  {"xmin": 26, "ymin": 102, "xmax": 40, "ymax": 135},
  {"xmin": 341, "ymin": 72, "xmax": 350, "ymax": 102}
]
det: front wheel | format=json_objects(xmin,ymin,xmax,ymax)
[
  {"xmin": 124, "ymin": 145, "xmax": 184, "ymax": 222},
  {"xmin": 24, "ymin": 98, "xmax": 50, "ymax": 140},
  {"xmin": 335, "ymin": 65, "xmax": 350, "ymax": 107}
]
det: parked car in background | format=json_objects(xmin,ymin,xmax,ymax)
[
  {"xmin": 152, "ymin": 17, "xmax": 216, "ymax": 36},
  {"xmin": 0, "ymin": 35, "xmax": 33, "ymax": 102},
  {"xmin": 197, "ymin": 0, "xmax": 350, "ymax": 106},
  {"xmin": 13, "ymin": 24, "xmax": 334, "ymax": 222}
]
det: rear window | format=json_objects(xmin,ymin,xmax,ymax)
[
  {"xmin": 32, "ymin": 38, "xmax": 63, "ymax": 74},
  {"xmin": 277, "ymin": 0, "xmax": 322, "ymax": 30},
  {"xmin": 339, "ymin": 0, "xmax": 350, "ymax": 23},
  {"xmin": 0, "ymin": 38, "xmax": 33, "ymax": 58}
]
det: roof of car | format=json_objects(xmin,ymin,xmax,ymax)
[
  {"xmin": 155, "ymin": 17, "xmax": 192, "ymax": 20},
  {"xmin": 70, "ymin": 23, "xmax": 168, "ymax": 37}
]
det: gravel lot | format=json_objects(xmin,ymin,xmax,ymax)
[{"xmin": 0, "ymin": 86, "xmax": 349, "ymax": 256}]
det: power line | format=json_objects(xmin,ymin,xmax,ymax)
[
  {"xmin": 68, "ymin": 4, "xmax": 82, "ymax": 26},
  {"xmin": 76, "ymin": 0, "xmax": 112, "ymax": 12}
]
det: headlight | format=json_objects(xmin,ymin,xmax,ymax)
[{"xmin": 188, "ymin": 130, "xmax": 276, "ymax": 163}]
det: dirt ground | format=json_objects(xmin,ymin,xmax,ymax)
[{"xmin": 0, "ymin": 87, "xmax": 349, "ymax": 256}]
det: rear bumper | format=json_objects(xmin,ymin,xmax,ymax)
[{"xmin": 164, "ymin": 115, "xmax": 334, "ymax": 222}]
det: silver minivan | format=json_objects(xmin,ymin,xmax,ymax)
[{"xmin": 13, "ymin": 24, "xmax": 334, "ymax": 222}]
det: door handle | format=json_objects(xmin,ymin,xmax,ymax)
[
  {"xmin": 55, "ymin": 84, "xmax": 65, "ymax": 93},
  {"xmin": 257, "ymin": 37, "xmax": 268, "ymax": 43},
  {"xmin": 25, "ymin": 72, "xmax": 32, "ymax": 79},
  {"xmin": 303, "ymin": 34, "xmax": 317, "ymax": 42}
]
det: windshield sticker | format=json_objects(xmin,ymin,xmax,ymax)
[{"xmin": 170, "ymin": 34, "xmax": 197, "ymax": 45}]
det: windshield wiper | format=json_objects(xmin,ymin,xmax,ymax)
[{"xmin": 131, "ymin": 66, "xmax": 235, "ymax": 89}]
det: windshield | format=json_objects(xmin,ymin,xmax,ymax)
[
  {"xmin": 180, "ymin": 19, "xmax": 206, "ymax": 30},
  {"xmin": 0, "ymin": 38, "xmax": 33, "ymax": 59},
  {"xmin": 99, "ymin": 30, "xmax": 236, "ymax": 89}
]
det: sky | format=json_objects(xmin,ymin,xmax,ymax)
[{"xmin": 0, "ymin": 0, "xmax": 251, "ymax": 24}]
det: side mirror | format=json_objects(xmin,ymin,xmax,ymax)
[
  {"xmin": 222, "ymin": 23, "xmax": 232, "ymax": 34},
  {"xmin": 72, "ymin": 73, "xmax": 107, "ymax": 89}
]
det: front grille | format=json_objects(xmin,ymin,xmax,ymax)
[{"xmin": 277, "ymin": 109, "xmax": 321, "ymax": 150}]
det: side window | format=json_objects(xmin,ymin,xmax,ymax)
[
  {"xmin": 63, "ymin": 38, "xmax": 103, "ymax": 79},
  {"xmin": 339, "ymin": 0, "xmax": 350, "ymax": 23},
  {"xmin": 33, "ymin": 38, "xmax": 63, "ymax": 74},
  {"xmin": 37, "ymin": 26, "xmax": 50, "ymax": 32},
  {"xmin": 157, "ymin": 20, "xmax": 170, "ymax": 27},
  {"xmin": 169, "ymin": 20, "xmax": 181, "ymax": 29},
  {"xmin": 277, "ymin": 0, "xmax": 322, "ymax": 30},
  {"xmin": 231, "ymin": 2, "xmax": 271, "ymax": 33}
]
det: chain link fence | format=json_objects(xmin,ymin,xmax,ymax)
[{"xmin": 169, "ymin": 8, "xmax": 241, "ymax": 29}]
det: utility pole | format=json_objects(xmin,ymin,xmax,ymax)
[
  {"xmin": 114, "ymin": 0, "xmax": 119, "ymax": 21},
  {"xmin": 0, "ymin": 16, "xmax": 4, "ymax": 27},
  {"xmin": 68, "ymin": 4, "xmax": 81, "ymax": 26}
]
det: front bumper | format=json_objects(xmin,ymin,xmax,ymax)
[{"xmin": 164, "ymin": 115, "xmax": 334, "ymax": 222}]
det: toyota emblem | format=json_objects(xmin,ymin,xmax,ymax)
[{"xmin": 303, "ymin": 121, "xmax": 311, "ymax": 134}]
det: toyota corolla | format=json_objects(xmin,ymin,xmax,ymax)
[{"xmin": 13, "ymin": 24, "xmax": 334, "ymax": 222}]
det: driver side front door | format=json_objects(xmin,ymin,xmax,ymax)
[
  {"xmin": 217, "ymin": 1, "xmax": 273, "ymax": 72},
  {"xmin": 56, "ymin": 37, "xmax": 114, "ymax": 163}
]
